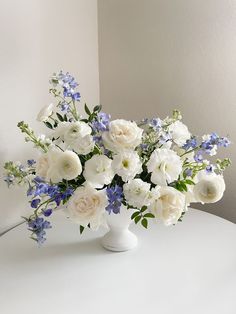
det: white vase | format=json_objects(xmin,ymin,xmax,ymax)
[{"xmin": 101, "ymin": 205, "xmax": 138, "ymax": 252}]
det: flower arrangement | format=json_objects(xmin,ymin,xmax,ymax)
[{"xmin": 3, "ymin": 71, "xmax": 231, "ymax": 245}]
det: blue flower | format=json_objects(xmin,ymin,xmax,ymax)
[
  {"xmin": 194, "ymin": 151, "xmax": 203, "ymax": 163},
  {"xmin": 106, "ymin": 185, "xmax": 123, "ymax": 214},
  {"xmin": 34, "ymin": 183, "xmax": 49, "ymax": 196},
  {"xmin": 92, "ymin": 112, "xmax": 111, "ymax": 132},
  {"xmin": 150, "ymin": 118, "xmax": 162, "ymax": 130},
  {"xmin": 60, "ymin": 102, "xmax": 70, "ymax": 113},
  {"xmin": 43, "ymin": 208, "xmax": 53, "ymax": 217},
  {"xmin": 206, "ymin": 165, "xmax": 214, "ymax": 173},
  {"xmin": 31, "ymin": 198, "xmax": 41, "ymax": 208},
  {"xmin": 28, "ymin": 217, "xmax": 52, "ymax": 245},
  {"xmin": 182, "ymin": 137, "xmax": 197, "ymax": 150},
  {"xmin": 27, "ymin": 159, "xmax": 36, "ymax": 167},
  {"xmin": 72, "ymin": 92, "xmax": 81, "ymax": 101},
  {"xmin": 218, "ymin": 137, "xmax": 230, "ymax": 147},
  {"xmin": 184, "ymin": 168, "xmax": 193, "ymax": 177}
]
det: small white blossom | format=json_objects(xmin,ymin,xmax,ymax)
[
  {"xmin": 168, "ymin": 121, "xmax": 191, "ymax": 146},
  {"xmin": 123, "ymin": 178, "xmax": 152, "ymax": 208}
]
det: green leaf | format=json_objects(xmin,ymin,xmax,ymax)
[
  {"xmin": 185, "ymin": 179, "xmax": 195, "ymax": 185},
  {"xmin": 79, "ymin": 225, "xmax": 85, "ymax": 234},
  {"xmin": 143, "ymin": 213, "xmax": 155, "ymax": 218},
  {"xmin": 84, "ymin": 103, "xmax": 91, "ymax": 116},
  {"xmin": 131, "ymin": 211, "xmax": 140, "ymax": 220},
  {"xmin": 93, "ymin": 105, "xmax": 102, "ymax": 112},
  {"xmin": 56, "ymin": 112, "xmax": 64, "ymax": 122},
  {"xmin": 140, "ymin": 206, "xmax": 147, "ymax": 213},
  {"xmin": 181, "ymin": 183, "xmax": 187, "ymax": 192},
  {"xmin": 141, "ymin": 218, "xmax": 148, "ymax": 229},
  {"xmin": 63, "ymin": 114, "xmax": 68, "ymax": 122},
  {"xmin": 44, "ymin": 121, "xmax": 53, "ymax": 129},
  {"xmin": 134, "ymin": 215, "xmax": 142, "ymax": 224}
]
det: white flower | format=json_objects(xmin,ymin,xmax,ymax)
[
  {"xmin": 123, "ymin": 178, "xmax": 152, "ymax": 208},
  {"xmin": 149, "ymin": 186, "xmax": 186, "ymax": 226},
  {"xmin": 83, "ymin": 155, "xmax": 114, "ymax": 188},
  {"xmin": 67, "ymin": 185, "xmax": 108, "ymax": 230},
  {"xmin": 147, "ymin": 148, "xmax": 182, "ymax": 186},
  {"xmin": 37, "ymin": 104, "xmax": 54, "ymax": 122},
  {"xmin": 112, "ymin": 150, "xmax": 142, "ymax": 182},
  {"xmin": 168, "ymin": 121, "xmax": 191, "ymax": 146},
  {"xmin": 64, "ymin": 121, "xmax": 92, "ymax": 144},
  {"xmin": 36, "ymin": 149, "xmax": 61, "ymax": 182},
  {"xmin": 193, "ymin": 173, "xmax": 225, "ymax": 204},
  {"xmin": 54, "ymin": 150, "xmax": 82, "ymax": 182},
  {"xmin": 102, "ymin": 119, "xmax": 143, "ymax": 152},
  {"xmin": 71, "ymin": 134, "xmax": 95, "ymax": 155}
]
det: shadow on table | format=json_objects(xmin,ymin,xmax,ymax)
[{"xmin": 1, "ymin": 237, "xmax": 115, "ymax": 266}]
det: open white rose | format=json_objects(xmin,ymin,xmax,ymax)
[
  {"xmin": 102, "ymin": 119, "xmax": 143, "ymax": 152},
  {"xmin": 37, "ymin": 104, "xmax": 54, "ymax": 122},
  {"xmin": 54, "ymin": 150, "xmax": 82, "ymax": 181},
  {"xmin": 168, "ymin": 121, "xmax": 191, "ymax": 146},
  {"xmin": 147, "ymin": 148, "xmax": 182, "ymax": 186},
  {"xmin": 112, "ymin": 150, "xmax": 142, "ymax": 182},
  {"xmin": 123, "ymin": 178, "xmax": 151, "ymax": 208},
  {"xmin": 67, "ymin": 185, "xmax": 108, "ymax": 230},
  {"xmin": 71, "ymin": 134, "xmax": 95, "ymax": 155},
  {"xmin": 193, "ymin": 173, "xmax": 225, "ymax": 204},
  {"xmin": 36, "ymin": 149, "xmax": 62, "ymax": 182},
  {"xmin": 83, "ymin": 155, "xmax": 114, "ymax": 188},
  {"xmin": 149, "ymin": 186, "xmax": 186, "ymax": 226}
]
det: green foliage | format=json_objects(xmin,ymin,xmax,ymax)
[{"xmin": 131, "ymin": 206, "xmax": 155, "ymax": 229}]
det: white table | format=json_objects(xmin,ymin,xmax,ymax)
[{"xmin": 0, "ymin": 209, "xmax": 235, "ymax": 314}]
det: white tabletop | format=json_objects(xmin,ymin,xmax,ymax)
[{"xmin": 0, "ymin": 209, "xmax": 235, "ymax": 314}]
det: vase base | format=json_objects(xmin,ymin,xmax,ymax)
[{"xmin": 101, "ymin": 230, "xmax": 138, "ymax": 252}]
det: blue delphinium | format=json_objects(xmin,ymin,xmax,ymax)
[
  {"xmin": 182, "ymin": 137, "xmax": 198, "ymax": 150},
  {"xmin": 28, "ymin": 217, "xmax": 52, "ymax": 245},
  {"xmin": 52, "ymin": 71, "xmax": 81, "ymax": 102},
  {"xmin": 92, "ymin": 112, "xmax": 111, "ymax": 132},
  {"xmin": 60, "ymin": 102, "xmax": 70, "ymax": 113},
  {"xmin": 106, "ymin": 185, "xmax": 123, "ymax": 214},
  {"xmin": 27, "ymin": 159, "xmax": 36, "ymax": 167}
]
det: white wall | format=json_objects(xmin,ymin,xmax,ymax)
[
  {"xmin": 0, "ymin": 0, "xmax": 99, "ymax": 232},
  {"xmin": 98, "ymin": 0, "xmax": 236, "ymax": 222}
]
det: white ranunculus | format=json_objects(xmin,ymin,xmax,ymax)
[
  {"xmin": 168, "ymin": 121, "xmax": 191, "ymax": 146},
  {"xmin": 71, "ymin": 134, "xmax": 95, "ymax": 155},
  {"xmin": 149, "ymin": 186, "xmax": 186, "ymax": 226},
  {"xmin": 102, "ymin": 119, "xmax": 143, "ymax": 152},
  {"xmin": 123, "ymin": 178, "xmax": 152, "ymax": 208},
  {"xmin": 83, "ymin": 155, "xmax": 114, "ymax": 188},
  {"xmin": 64, "ymin": 121, "xmax": 92, "ymax": 144},
  {"xmin": 112, "ymin": 150, "xmax": 142, "ymax": 182},
  {"xmin": 37, "ymin": 104, "xmax": 54, "ymax": 122},
  {"xmin": 67, "ymin": 185, "xmax": 108, "ymax": 230},
  {"xmin": 193, "ymin": 173, "xmax": 225, "ymax": 204},
  {"xmin": 147, "ymin": 148, "xmax": 182, "ymax": 186},
  {"xmin": 54, "ymin": 150, "xmax": 82, "ymax": 181}
]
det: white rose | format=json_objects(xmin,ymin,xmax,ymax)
[
  {"xmin": 36, "ymin": 149, "xmax": 61, "ymax": 182},
  {"xmin": 149, "ymin": 186, "xmax": 186, "ymax": 226},
  {"xmin": 71, "ymin": 134, "xmax": 95, "ymax": 155},
  {"xmin": 37, "ymin": 104, "xmax": 54, "ymax": 122},
  {"xmin": 67, "ymin": 185, "xmax": 108, "ymax": 230},
  {"xmin": 83, "ymin": 155, "xmax": 114, "ymax": 188},
  {"xmin": 112, "ymin": 150, "xmax": 142, "ymax": 182},
  {"xmin": 54, "ymin": 150, "xmax": 82, "ymax": 182},
  {"xmin": 168, "ymin": 121, "xmax": 191, "ymax": 146},
  {"xmin": 102, "ymin": 119, "xmax": 143, "ymax": 152},
  {"xmin": 193, "ymin": 173, "xmax": 225, "ymax": 204},
  {"xmin": 123, "ymin": 178, "xmax": 152, "ymax": 208},
  {"xmin": 147, "ymin": 148, "xmax": 182, "ymax": 186}
]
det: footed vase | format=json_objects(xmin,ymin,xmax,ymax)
[{"xmin": 101, "ymin": 205, "xmax": 138, "ymax": 252}]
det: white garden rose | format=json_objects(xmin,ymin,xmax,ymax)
[
  {"xmin": 67, "ymin": 185, "xmax": 108, "ymax": 230},
  {"xmin": 71, "ymin": 134, "xmax": 95, "ymax": 155},
  {"xmin": 37, "ymin": 103, "xmax": 54, "ymax": 122},
  {"xmin": 147, "ymin": 148, "xmax": 182, "ymax": 186},
  {"xmin": 36, "ymin": 149, "xmax": 62, "ymax": 182},
  {"xmin": 168, "ymin": 121, "xmax": 191, "ymax": 146},
  {"xmin": 64, "ymin": 121, "xmax": 92, "ymax": 144},
  {"xmin": 102, "ymin": 119, "xmax": 143, "ymax": 152},
  {"xmin": 112, "ymin": 150, "xmax": 142, "ymax": 182},
  {"xmin": 149, "ymin": 186, "xmax": 186, "ymax": 226},
  {"xmin": 54, "ymin": 150, "xmax": 82, "ymax": 181},
  {"xmin": 123, "ymin": 178, "xmax": 152, "ymax": 208},
  {"xmin": 193, "ymin": 173, "xmax": 225, "ymax": 204},
  {"xmin": 83, "ymin": 155, "xmax": 114, "ymax": 188}
]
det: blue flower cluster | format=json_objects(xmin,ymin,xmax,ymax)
[
  {"xmin": 106, "ymin": 185, "xmax": 123, "ymax": 214},
  {"xmin": 56, "ymin": 71, "xmax": 81, "ymax": 101},
  {"xmin": 92, "ymin": 112, "xmax": 111, "ymax": 132},
  {"xmin": 201, "ymin": 133, "xmax": 230, "ymax": 154},
  {"xmin": 182, "ymin": 137, "xmax": 198, "ymax": 150},
  {"xmin": 28, "ymin": 217, "xmax": 52, "ymax": 245}
]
